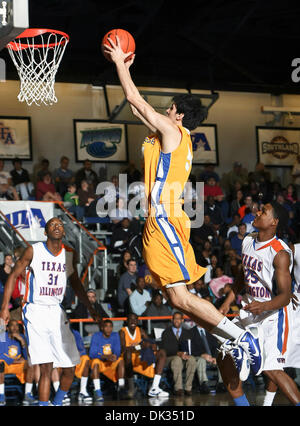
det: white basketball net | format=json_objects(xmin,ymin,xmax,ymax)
[{"xmin": 7, "ymin": 31, "xmax": 69, "ymax": 106}]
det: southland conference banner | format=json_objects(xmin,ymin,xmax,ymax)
[
  {"xmin": 0, "ymin": 201, "xmax": 54, "ymax": 241},
  {"xmin": 256, "ymin": 126, "xmax": 300, "ymax": 167}
]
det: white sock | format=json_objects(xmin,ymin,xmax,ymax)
[
  {"xmin": 118, "ymin": 378, "xmax": 125, "ymax": 387},
  {"xmin": 25, "ymin": 383, "xmax": 33, "ymax": 394},
  {"xmin": 263, "ymin": 391, "xmax": 276, "ymax": 406},
  {"xmin": 52, "ymin": 381, "xmax": 60, "ymax": 392},
  {"xmin": 80, "ymin": 376, "xmax": 88, "ymax": 395},
  {"xmin": 211, "ymin": 317, "xmax": 243, "ymax": 341},
  {"xmin": 151, "ymin": 374, "xmax": 161, "ymax": 389},
  {"xmin": 93, "ymin": 379, "xmax": 101, "ymax": 391},
  {"xmin": 0, "ymin": 383, "xmax": 4, "ymax": 395}
]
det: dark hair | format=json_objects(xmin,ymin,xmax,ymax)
[
  {"xmin": 103, "ymin": 319, "xmax": 113, "ymax": 326},
  {"xmin": 12, "ymin": 158, "xmax": 22, "ymax": 165},
  {"xmin": 172, "ymin": 311, "xmax": 183, "ymax": 319},
  {"xmin": 172, "ymin": 94, "xmax": 208, "ymax": 130},
  {"xmin": 270, "ymin": 201, "xmax": 289, "ymax": 233},
  {"xmin": 126, "ymin": 258, "xmax": 136, "ymax": 265}
]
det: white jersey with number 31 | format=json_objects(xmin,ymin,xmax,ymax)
[{"xmin": 23, "ymin": 242, "xmax": 75, "ymax": 305}]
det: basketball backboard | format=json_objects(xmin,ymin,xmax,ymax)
[
  {"xmin": 107, "ymin": 89, "xmax": 219, "ymax": 124},
  {"xmin": 0, "ymin": 0, "xmax": 28, "ymax": 51}
]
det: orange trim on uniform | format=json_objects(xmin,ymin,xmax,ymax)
[
  {"xmin": 282, "ymin": 306, "xmax": 289, "ymax": 355},
  {"xmin": 23, "ymin": 269, "xmax": 30, "ymax": 303},
  {"xmin": 256, "ymin": 238, "xmax": 284, "ymax": 253}
]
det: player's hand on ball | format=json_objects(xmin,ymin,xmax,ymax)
[{"xmin": 104, "ymin": 35, "xmax": 134, "ymax": 64}]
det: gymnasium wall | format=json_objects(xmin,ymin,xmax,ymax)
[{"xmin": 0, "ymin": 80, "xmax": 299, "ymax": 187}]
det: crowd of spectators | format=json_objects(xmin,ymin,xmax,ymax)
[{"xmin": 1, "ymin": 156, "xmax": 300, "ymax": 402}]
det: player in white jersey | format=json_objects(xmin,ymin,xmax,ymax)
[
  {"xmin": 262, "ymin": 242, "xmax": 300, "ymax": 405},
  {"xmin": 217, "ymin": 202, "xmax": 300, "ymax": 406},
  {"xmin": 0, "ymin": 217, "xmax": 101, "ymax": 406}
]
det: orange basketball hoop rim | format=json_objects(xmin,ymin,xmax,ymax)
[
  {"xmin": 6, "ymin": 28, "xmax": 70, "ymax": 106},
  {"xmin": 7, "ymin": 28, "xmax": 69, "ymax": 50}
]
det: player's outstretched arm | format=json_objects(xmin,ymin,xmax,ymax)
[
  {"xmin": 0, "ymin": 246, "xmax": 33, "ymax": 323},
  {"xmin": 219, "ymin": 265, "xmax": 245, "ymax": 315},
  {"xmin": 69, "ymin": 253, "xmax": 102, "ymax": 324},
  {"xmin": 103, "ymin": 37, "xmax": 179, "ymax": 144}
]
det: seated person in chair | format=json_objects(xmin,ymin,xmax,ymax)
[
  {"xmin": 90, "ymin": 319, "xmax": 125, "ymax": 402},
  {"xmin": 119, "ymin": 313, "xmax": 168, "ymax": 399},
  {"xmin": 0, "ymin": 320, "xmax": 37, "ymax": 406}
]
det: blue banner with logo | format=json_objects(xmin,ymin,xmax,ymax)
[{"xmin": 0, "ymin": 201, "xmax": 54, "ymax": 242}]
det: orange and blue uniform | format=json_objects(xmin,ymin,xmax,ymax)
[
  {"xmin": 89, "ymin": 331, "xmax": 122, "ymax": 382},
  {"xmin": 121, "ymin": 326, "xmax": 155, "ymax": 378},
  {"xmin": 0, "ymin": 332, "xmax": 27, "ymax": 383},
  {"xmin": 142, "ymin": 126, "xmax": 206, "ymax": 287}
]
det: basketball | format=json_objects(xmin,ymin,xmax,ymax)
[{"xmin": 101, "ymin": 29, "xmax": 135, "ymax": 62}]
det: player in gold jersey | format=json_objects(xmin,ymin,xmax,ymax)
[{"xmin": 104, "ymin": 37, "xmax": 264, "ymax": 384}]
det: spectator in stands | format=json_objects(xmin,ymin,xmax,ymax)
[
  {"xmin": 226, "ymin": 213, "xmax": 241, "ymax": 238},
  {"xmin": 77, "ymin": 179, "xmax": 96, "ymax": 213},
  {"xmin": 242, "ymin": 201, "xmax": 258, "ymax": 233},
  {"xmin": 189, "ymin": 278, "xmax": 209, "ymax": 299},
  {"xmin": 210, "ymin": 253, "xmax": 219, "ymax": 278},
  {"xmin": 119, "ymin": 313, "xmax": 168, "ymax": 398},
  {"xmin": 109, "ymin": 196, "xmax": 132, "ymax": 224},
  {"xmin": 230, "ymin": 189, "xmax": 244, "ymax": 217},
  {"xmin": 138, "ymin": 262, "xmax": 158, "ymax": 294},
  {"xmin": 63, "ymin": 182, "xmax": 79, "ymax": 206},
  {"xmin": 285, "ymin": 183, "xmax": 298, "ymax": 204},
  {"xmin": 248, "ymin": 180, "xmax": 260, "ymax": 202},
  {"xmin": 209, "ymin": 266, "xmax": 233, "ymax": 302},
  {"xmin": 190, "ymin": 325, "xmax": 226, "ymax": 394},
  {"xmin": 35, "ymin": 158, "xmax": 51, "ymax": 183},
  {"xmin": 251, "ymin": 161, "xmax": 271, "ymax": 186},
  {"xmin": 129, "ymin": 276, "xmax": 151, "ymax": 316},
  {"xmin": 214, "ymin": 283, "xmax": 241, "ymax": 314},
  {"xmin": 75, "ymin": 159, "xmax": 98, "ymax": 190},
  {"xmin": 117, "ymin": 258, "xmax": 137, "ymax": 311},
  {"xmin": 142, "ymin": 291, "xmax": 172, "ymax": 335},
  {"xmin": 223, "ymin": 248, "xmax": 241, "ymax": 278},
  {"xmin": 160, "ymin": 312, "xmax": 197, "ymax": 396},
  {"xmin": 191, "ymin": 214, "xmax": 214, "ymax": 248},
  {"xmin": 110, "ymin": 217, "xmax": 137, "ymax": 255},
  {"xmin": 268, "ymin": 181, "xmax": 282, "ymax": 203},
  {"xmin": 90, "ymin": 319, "xmax": 125, "ymax": 402},
  {"xmin": 118, "ymin": 250, "xmax": 131, "ymax": 276},
  {"xmin": 204, "ymin": 176, "xmax": 224, "ymax": 202},
  {"xmin": 35, "ymin": 171, "xmax": 62, "ymax": 201},
  {"xmin": 237, "ymin": 194, "xmax": 253, "ymax": 219},
  {"xmin": 292, "ymin": 155, "xmax": 300, "ymax": 200},
  {"xmin": 63, "ymin": 183, "xmax": 85, "ymax": 220},
  {"xmin": 0, "ymin": 159, "xmax": 19, "ymax": 200},
  {"xmin": 0, "ymin": 253, "xmax": 14, "ymax": 288},
  {"xmin": 229, "ymin": 222, "xmax": 247, "ymax": 259},
  {"xmin": 222, "ymin": 161, "xmax": 248, "ymax": 194},
  {"xmin": 10, "ymin": 158, "xmax": 34, "ymax": 200},
  {"xmin": 123, "ymin": 162, "xmax": 142, "ymax": 185},
  {"xmin": 199, "ymin": 164, "xmax": 220, "ymax": 183},
  {"xmin": 71, "ymin": 288, "xmax": 109, "ymax": 343},
  {"xmin": 204, "ymin": 195, "xmax": 224, "ymax": 225},
  {"xmin": 200, "ymin": 248, "xmax": 213, "ymax": 285},
  {"xmin": 52, "ymin": 156, "xmax": 74, "ymax": 198},
  {"xmin": 0, "ymin": 320, "xmax": 37, "ymax": 406}
]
